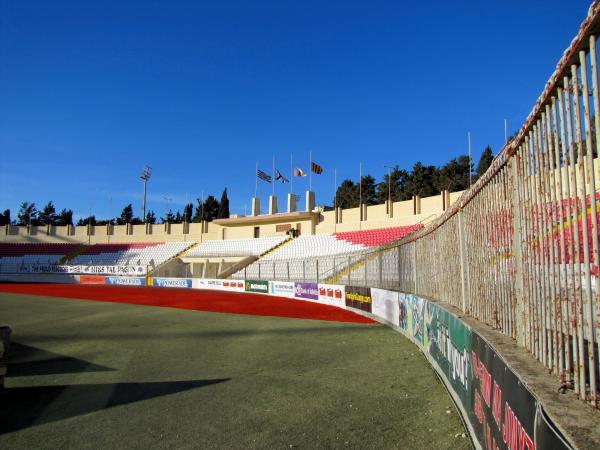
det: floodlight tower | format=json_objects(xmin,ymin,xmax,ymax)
[{"xmin": 140, "ymin": 165, "xmax": 152, "ymax": 222}]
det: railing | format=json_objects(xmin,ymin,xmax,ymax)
[{"xmin": 395, "ymin": 3, "xmax": 600, "ymax": 408}]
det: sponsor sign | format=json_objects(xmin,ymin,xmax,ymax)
[
  {"xmin": 105, "ymin": 276, "xmax": 146, "ymax": 286},
  {"xmin": 397, "ymin": 293, "xmax": 426, "ymax": 345},
  {"xmin": 221, "ymin": 280, "xmax": 245, "ymax": 292},
  {"xmin": 152, "ymin": 277, "xmax": 192, "ymax": 288},
  {"xmin": 18, "ymin": 265, "xmax": 70, "ymax": 274},
  {"xmin": 270, "ymin": 281, "xmax": 295, "ymax": 298},
  {"xmin": 245, "ymin": 279, "xmax": 269, "ymax": 293},
  {"xmin": 470, "ymin": 332, "xmax": 536, "ymax": 450},
  {"xmin": 80, "ymin": 275, "xmax": 106, "ymax": 285},
  {"xmin": 345, "ymin": 285, "xmax": 372, "ymax": 312},
  {"xmin": 371, "ymin": 288, "xmax": 399, "ymax": 326},
  {"xmin": 294, "ymin": 282, "xmax": 318, "ymax": 300},
  {"xmin": 19, "ymin": 265, "xmax": 148, "ymax": 276},
  {"xmin": 534, "ymin": 405, "xmax": 573, "ymax": 450},
  {"xmin": 425, "ymin": 301, "xmax": 472, "ymax": 412},
  {"xmin": 317, "ymin": 284, "xmax": 345, "ymax": 307}
]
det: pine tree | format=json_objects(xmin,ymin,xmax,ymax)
[
  {"xmin": 58, "ymin": 209, "xmax": 73, "ymax": 226},
  {"xmin": 118, "ymin": 204, "xmax": 134, "ymax": 225},
  {"xmin": 39, "ymin": 201, "xmax": 58, "ymax": 225},
  {"xmin": 217, "ymin": 188, "xmax": 230, "ymax": 219},
  {"xmin": 17, "ymin": 202, "xmax": 38, "ymax": 226},
  {"xmin": 476, "ymin": 146, "xmax": 494, "ymax": 179}
]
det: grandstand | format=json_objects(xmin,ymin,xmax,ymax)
[
  {"xmin": 70, "ymin": 242, "xmax": 193, "ymax": 269},
  {"xmin": 184, "ymin": 235, "xmax": 288, "ymax": 257},
  {"xmin": 233, "ymin": 225, "xmax": 422, "ymax": 282},
  {"xmin": 0, "ymin": 243, "xmax": 81, "ymax": 272}
]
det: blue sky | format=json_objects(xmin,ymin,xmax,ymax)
[{"xmin": 0, "ymin": 0, "xmax": 593, "ymax": 221}]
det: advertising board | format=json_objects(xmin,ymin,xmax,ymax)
[
  {"xmin": 80, "ymin": 275, "xmax": 107, "ymax": 285},
  {"xmin": 152, "ymin": 277, "xmax": 192, "ymax": 288},
  {"xmin": 294, "ymin": 282, "xmax": 319, "ymax": 300},
  {"xmin": 105, "ymin": 276, "xmax": 146, "ymax": 286},
  {"xmin": 317, "ymin": 284, "xmax": 345, "ymax": 308},
  {"xmin": 245, "ymin": 279, "xmax": 269, "ymax": 294},
  {"xmin": 270, "ymin": 281, "xmax": 295, "ymax": 298},
  {"xmin": 371, "ymin": 288, "xmax": 399, "ymax": 326},
  {"xmin": 345, "ymin": 285, "xmax": 372, "ymax": 312}
]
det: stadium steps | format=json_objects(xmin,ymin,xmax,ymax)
[
  {"xmin": 258, "ymin": 236, "xmax": 294, "ymax": 259},
  {"xmin": 324, "ymin": 251, "xmax": 380, "ymax": 284},
  {"xmin": 59, "ymin": 245, "xmax": 90, "ymax": 264},
  {"xmin": 147, "ymin": 242, "xmax": 198, "ymax": 277},
  {"xmin": 218, "ymin": 255, "xmax": 258, "ymax": 279}
]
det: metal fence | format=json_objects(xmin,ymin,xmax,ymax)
[{"xmin": 233, "ymin": 4, "xmax": 600, "ymax": 408}]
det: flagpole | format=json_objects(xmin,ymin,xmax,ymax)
[
  {"xmin": 290, "ymin": 153, "xmax": 293, "ymax": 194},
  {"xmin": 272, "ymin": 155, "xmax": 275, "ymax": 197},
  {"xmin": 359, "ymin": 162, "xmax": 362, "ymax": 207},
  {"xmin": 255, "ymin": 161, "xmax": 258, "ymax": 198},
  {"xmin": 309, "ymin": 150, "xmax": 312, "ymax": 192},
  {"xmin": 334, "ymin": 168, "xmax": 337, "ymax": 232}
]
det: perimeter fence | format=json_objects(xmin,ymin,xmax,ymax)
[{"xmin": 235, "ymin": 4, "xmax": 600, "ymax": 408}]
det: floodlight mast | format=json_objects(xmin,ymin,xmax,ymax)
[{"xmin": 140, "ymin": 166, "xmax": 152, "ymax": 223}]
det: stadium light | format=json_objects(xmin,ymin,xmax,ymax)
[{"xmin": 140, "ymin": 165, "xmax": 152, "ymax": 223}]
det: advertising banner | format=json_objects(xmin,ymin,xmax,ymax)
[
  {"xmin": 221, "ymin": 280, "xmax": 245, "ymax": 292},
  {"xmin": 16, "ymin": 265, "xmax": 145, "ymax": 276},
  {"xmin": 534, "ymin": 405, "xmax": 573, "ymax": 450},
  {"xmin": 270, "ymin": 281, "xmax": 295, "ymax": 298},
  {"xmin": 245, "ymin": 279, "xmax": 269, "ymax": 294},
  {"xmin": 17, "ymin": 265, "xmax": 70, "ymax": 274},
  {"xmin": 345, "ymin": 285, "xmax": 372, "ymax": 312},
  {"xmin": 398, "ymin": 293, "xmax": 426, "ymax": 345},
  {"xmin": 425, "ymin": 301, "xmax": 472, "ymax": 413},
  {"xmin": 105, "ymin": 276, "xmax": 146, "ymax": 286},
  {"xmin": 371, "ymin": 288, "xmax": 399, "ymax": 326},
  {"xmin": 152, "ymin": 277, "xmax": 192, "ymax": 288},
  {"xmin": 79, "ymin": 275, "xmax": 106, "ymax": 285},
  {"xmin": 470, "ymin": 332, "xmax": 536, "ymax": 450},
  {"xmin": 294, "ymin": 282, "xmax": 319, "ymax": 300},
  {"xmin": 317, "ymin": 284, "xmax": 345, "ymax": 308}
]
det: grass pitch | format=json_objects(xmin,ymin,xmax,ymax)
[{"xmin": 0, "ymin": 291, "xmax": 471, "ymax": 449}]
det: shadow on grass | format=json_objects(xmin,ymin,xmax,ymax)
[
  {"xmin": 0, "ymin": 378, "xmax": 230, "ymax": 434},
  {"xmin": 7, "ymin": 342, "xmax": 116, "ymax": 377}
]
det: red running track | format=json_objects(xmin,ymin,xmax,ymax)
[{"xmin": 0, "ymin": 284, "xmax": 375, "ymax": 324}]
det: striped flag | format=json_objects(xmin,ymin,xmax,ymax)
[
  {"xmin": 294, "ymin": 167, "xmax": 307, "ymax": 177},
  {"xmin": 275, "ymin": 169, "xmax": 289, "ymax": 183},
  {"xmin": 311, "ymin": 161, "xmax": 323, "ymax": 175},
  {"xmin": 257, "ymin": 169, "xmax": 272, "ymax": 183}
]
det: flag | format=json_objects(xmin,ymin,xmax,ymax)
[
  {"xmin": 275, "ymin": 169, "xmax": 289, "ymax": 183},
  {"xmin": 311, "ymin": 161, "xmax": 323, "ymax": 174},
  {"xmin": 257, "ymin": 169, "xmax": 272, "ymax": 183},
  {"xmin": 294, "ymin": 167, "xmax": 307, "ymax": 177}
]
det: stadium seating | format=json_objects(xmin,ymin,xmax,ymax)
[
  {"xmin": 70, "ymin": 242, "xmax": 192, "ymax": 267},
  {"xmin": 233, "ymin": 225, "xmax": 423, "ymax": 281},
  {"xmin": 0, "ymin": 243, "xmax": 82, "ymax": 268},
  {"xmin": 185, "ymin": 236, "xmax": 288, "ymax": 257}
]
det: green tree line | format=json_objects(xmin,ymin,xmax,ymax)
[
  {"xmin": 1, "ymin": 188, "xmax": 231, "ymax": 227},
  {"xmin": 334, "ymin": 147, "xmax": 493, "ymax": 208}
]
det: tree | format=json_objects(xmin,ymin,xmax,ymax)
[
  {"xmin": 39, "ymin": 201, "xmax": 58, "ymax": 225},
  {"xmin": 162, "ymin": 210, "xmax": 175, "ymax": 224},
  {"xmin": 76, "ymin": 215, "xmax": 96, "ymax": 226},
  {"xmin": 404, "ymin": 162, "xmax": 439, "ymax": 197},
  {"xmin": 376, "ymin": 166, "xmax": 410, "ymax": 203},
  {"xmin": 58, "ymin": 209, "xmax": 73, "ymax": 226},
  {"xmin": 334, "ymin": 179, "xmax": 359, "ymax": 208},
  {"xmin": 174, "ymin": 211, "xmax": 183, "ymax": 223},
  {"xmin": 145, "ymin": 210, "xmax": 157, "ymax": 224},
  {"xmin": 476, "ymin": 145, "xmax": 494, "ymax": 179},
  {"xmin": 217, "ymin": 188, "xmax": 230, "ymax": 219},
  {"xmin": 359, "ymin": 175, "xmax": 378, "ymax": 205},
  {"xmin": 17, "ymin": 202, "xmax": 38, "ymax": 226},
  {"xmin": 0, "ymin": 209, "xmax": 10, "ymax": 226},
  {"xmin": 183, "ymin": 203, "xmax": 193, "ymax": 223},
  {"xmin": 117, "ymin": 204, "xmax": 134, "ymax": 225},
  {"xmin": 435, "ymin": 155, "xmax": 472, "ymax": 192},
  {"xmin": 193, "ymin": 195, "xmax": 220, "ymax": 222}
]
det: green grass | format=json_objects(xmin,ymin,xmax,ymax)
[{"xmin": 0, "ymin": 293, "xmax": 471, "ymax": 449}]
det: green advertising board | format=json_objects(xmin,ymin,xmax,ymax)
[
  {"xmin": 245, "ymin": 279, "xmax": 269, "ymax": 293},
  {"xmin": 425, "ymin": 301, "xmax": 472, "ymax": 413}
]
